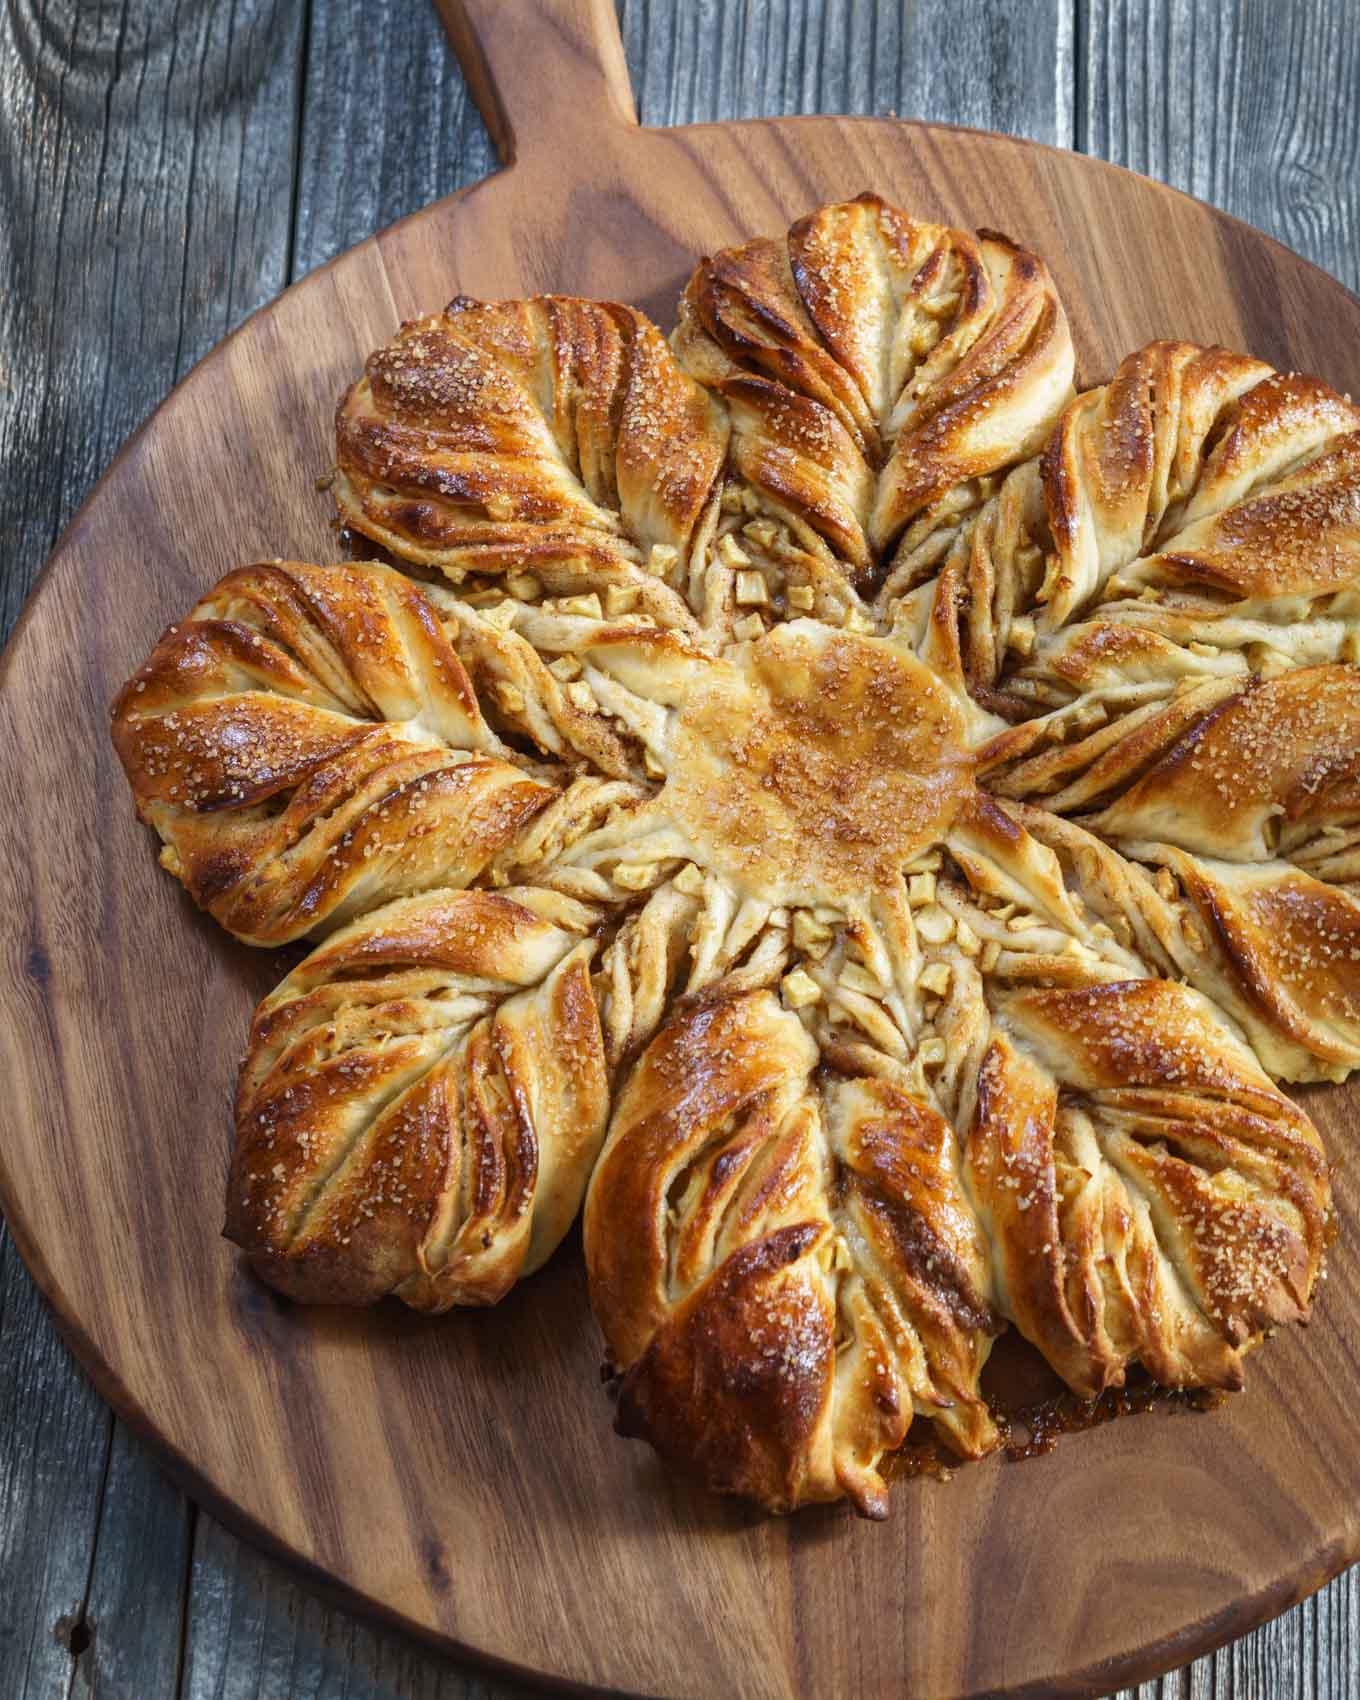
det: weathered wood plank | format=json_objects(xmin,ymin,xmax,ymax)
[
  {"xmin": 0, "ymin": 0, "xmax": 304, "ymax": 628},
  {"xmin": 0, "ymin": 1220, "xmax": 108, "ymax": 1699},
  {"xmin": 0, "ymin": 2, "xmax": 304, "ymax": 1698},
  {"xmin": 288, "ymin": 0, "xmax": 1074, "ymax": 288},
  {"xmin": 617, "ymin": 0, "xmax": 1072, "ymax": 141},
  {"xmin": 180, "ymin": 1518, "xmax": 538, "ymax": 1700},
  {"xmin": 1079, "ymin": 0, "xmax": 1359, "ymax": 292},
  {"xmin": 290, "ymin": 2, "xmax": 496, "ymax": 278},
  {"xmin": 1082, "ymin": 6, "xmax": 1360, "ymax": 1692},
  {"xmin": 68, "ymin": 1428, "xmax": 194, "ymax": 1700}
]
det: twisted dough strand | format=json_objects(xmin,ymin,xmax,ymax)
[
  {"xmin": 230, "ymin": 884, "xmax": 609, "ymax": 1307},
  {"xmin": 111, "ymin": 560, "xmax": 555, "ymax": 946},
  {"xmin": 673, "ymin": 193, "xmax": 1075, "ymax": 602},
  {"xmin": 890, "ymin": 342, "xmax": 1360, "ymax": 713},
  {"xmin": 336, "ymin": 295, "xmax": 731, "ymax": 629}
]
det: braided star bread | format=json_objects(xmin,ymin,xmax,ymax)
[{"xmin": 111, "ymin": 193, "xmax": 1357, "ymax": 1519}]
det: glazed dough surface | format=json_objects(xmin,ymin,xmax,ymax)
[{"xmin": 110, "ymin": 192, "xmax": 1359, "ymax": 1519}]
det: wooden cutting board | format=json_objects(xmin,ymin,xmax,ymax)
[{"xmin": 2, "ymin": 2, "xmax": 1359, "ymax": 1694}]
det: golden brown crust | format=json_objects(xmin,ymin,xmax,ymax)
[
  {"xmin": 228, "ymin": 886, "xmax": 609, "ymax": 1307},
  {"xmin": 335, "ymin": 296, "xmax": 729, "ymax": 628},
  {"xmin": 107, "ymin": 211, "xmax": 1357, "ymax": 1521},
  {"xmin": 663, "ymin": 621, "xmax": 974, "ymax": 902},
  {"xmin": 981, "ymin": 671, "xmax": 1360, "ymax": 1082},
  {"xmin": 585, "ymin": 988, "xmax": 841, "ymax": 1512},
  {"xmin": 1169, "ymin": 860, "xmax": 1360, "ymax": 1071},
  {"xmin": 978, "ymin": 976, "xmax": 1329, "ymax": 1389},
  {"xmin": 614, "ymin": 1218, "xmax": 839, "ymax": 1512},
  {"xmin": 826, "ymin": 1074, "xmax": 1001, "ymax": 1469},
  {"xmin": 1114, "ymin": 427, "xmax": 1360, "ymax": 602},
  {"xmin": 585, "ymin": 953, "xmax": 1329, "ymax": 1514},
  {"xmin": 934, "ymin": 813, "xmax": 1332, "ymax": 1383},
  {"xmin": 1035, "ymin": 342, "xmax": 1276, "ymax": 624},
  {"xmin": 110, "ymin": 560, "xmax": 555, "ymax": 946},
  {"xmin": 1089, "ymin": 666, "xmax": 1360, "ymax": 857},
  {"xmin": 585, "ymin": 989, "xmax": 1003, "ymax": 1517},
  {"xmin": 895, "ymin": 341, "xmax": 1360, "ymax": 719},
  {"xmin": 673, "ymin": 192, "xmax": 1075, "ymax": 592}
]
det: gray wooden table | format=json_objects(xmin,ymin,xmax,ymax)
[{"xmin": 2, "ymin": 3, "xmax": 1358, "ymax": 1695}]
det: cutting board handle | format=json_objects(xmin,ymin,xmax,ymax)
[{"xmin": 435, "ymin": 0, "xmax": 639, "ymax": 165}]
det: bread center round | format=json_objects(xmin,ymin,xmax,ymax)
[{"xmin": 665, "ymin": 621, "xmax": 972, "ymax": 904}]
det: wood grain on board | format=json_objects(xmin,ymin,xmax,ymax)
[{"xmin": 1, "ymin": 2, "xmax": 1359, "ymax": 1698}]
